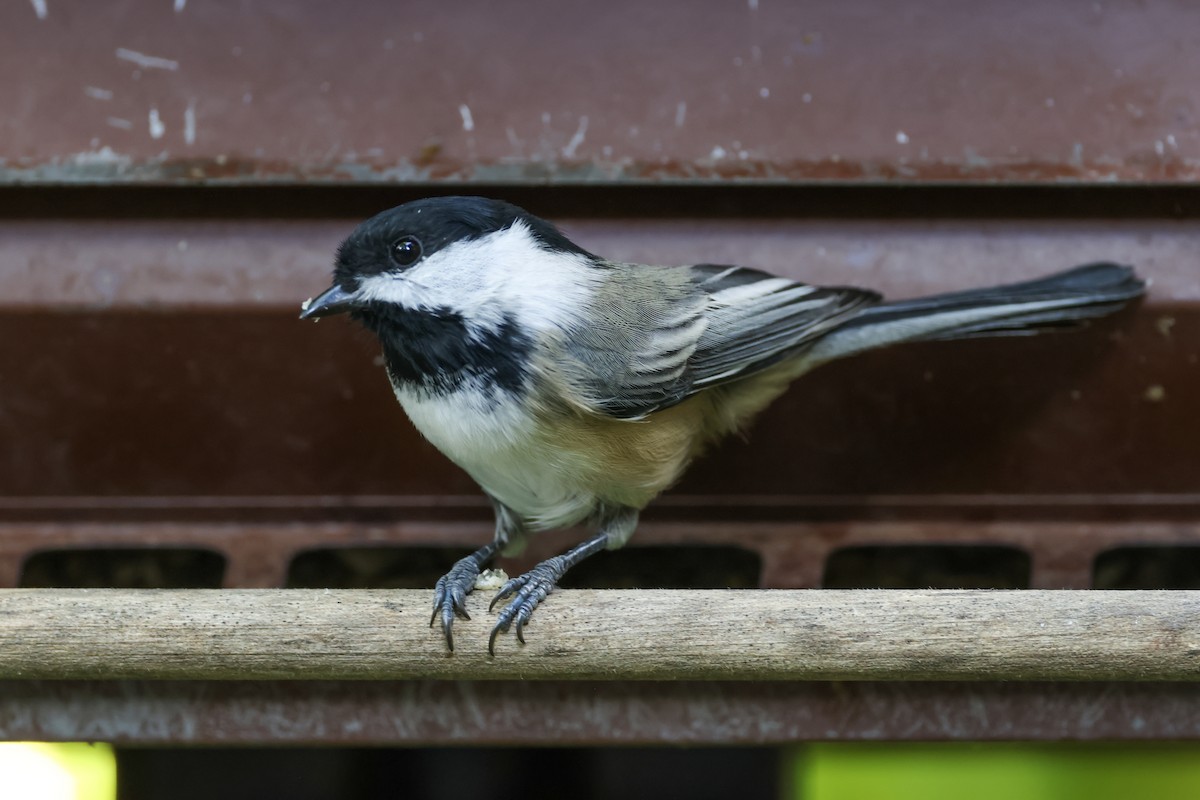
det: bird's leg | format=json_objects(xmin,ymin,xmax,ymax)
[
  {"xmin": 488, "ymin": 508, "xmax": 638, "ymax": 655},
  {"xmin": 430, "ymin": 540, "xmax": 500, "ymax": 651},
  {"xmin": 431, "ymin": 498, "xmax": 522, "ymax": 652}
]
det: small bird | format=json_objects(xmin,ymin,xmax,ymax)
[{"xmin": 301, "ymin": 196, "xmax": 1144, "ymax": 654}]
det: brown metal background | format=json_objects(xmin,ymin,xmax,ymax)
[
  {"xmin": 2, "ymin": 0, "xmax": 1200, "ymax": 747},
  {"xmin": 2, "ymin": 0, "xmax": 1200, "ymax": 184},
  {"xmin": 0, "ymin": 220, "xmax": 1195, "ymax": 504}
]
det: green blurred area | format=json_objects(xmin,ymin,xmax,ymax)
[
  {"xmin": 1, "ymin": 743, "xmax": 116, "ymax": 800},
  {"xmin": 793, "ymin": 743, "xmax": 1200, "ymax": 800},
  {"xmin": 11, "ymin": 740, "xmax": 1200, "ymax": 799}
]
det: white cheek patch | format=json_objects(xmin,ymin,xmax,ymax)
[
  {"xmin": 354, "ymin": 271, "xmax": 431, "ymax": 309},
  {"xmin": 355, "ymin": 222, "xmax": 598, "ymax": 338},
  {"xmin": 354, "ymin": 271, "xmax": 506, "ymax": 345}
]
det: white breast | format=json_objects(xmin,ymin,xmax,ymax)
[{"xmin": 391, "ymin": 379, "xmax": 597, "ymax": 530}]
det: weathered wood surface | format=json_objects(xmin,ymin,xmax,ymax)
[{"xmin": 0, "ymin": 589, "xmax": 1196, "ymax": 681}]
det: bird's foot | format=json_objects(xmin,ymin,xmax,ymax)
[
  {"xmin": 486, "ymin": 531, "xmax": 611, "ymax": 655},
  {"xmin": 487, "ymin": 556, "xmax": 568, "ymax": 655},
  {"xmin": 431, "ymin": 542, "xmax": 500, "ymax": 652}
]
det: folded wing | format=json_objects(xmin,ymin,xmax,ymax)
[{"xmin": 558, "ymin": 263, "xmax": 878, "ymax": 419}]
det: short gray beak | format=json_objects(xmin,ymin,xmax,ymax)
[{"xmin": 299, "ymin": 284, "xmax": 358, "ymax": 320}]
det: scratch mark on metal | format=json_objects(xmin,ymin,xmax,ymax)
[
  {"xmin": 1070, "ymin": 142, "xmax": 1084, "ymax": 167},
  {"xmin": 675, "ymin": 102, "xmax": 687, "ymax": 128},
  {"xmin": 148, "ymin": 108, "xmax": 166, "ymax": 140},
  {"xmin": 29, "ymin": 0, "xmax": 47, "ymax": 20},
  {"xmin": 458, "ymin": 105, "xmax": 475, "ymax": 133},
  {"xmin": 563, "ymin": 115, "xmax": 589, "ymax": 158},
  {"xmin": 106, "ymin": 117, "xmax": 133, "ymax": 131},
  {"xmin": 116, "ymin": 48, "xmax": 180, "ymax": 71},
  {"xmin": 84, "ymin": 87, "xmax": 114, "ymax": 101},
  {"xmin": 183, "ymin": 103, "xmax": 197, "ymax": 145}
]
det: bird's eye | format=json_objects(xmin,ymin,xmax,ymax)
[{"xmin": 390, "ymin": 236, "xmax": 423, "ymax": 267}]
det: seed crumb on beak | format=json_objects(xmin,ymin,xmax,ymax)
[{"xmin": 300, "ymin": 296, "xmax": 320, "ymax": 321}]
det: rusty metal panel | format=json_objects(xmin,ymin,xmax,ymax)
[
  {"xmin": 2, "ymin": 681, "xmax": 1200, "ymax": 743},
  {"xmin": 0, "ymin": 219, "xmax": 1194, "ymax": 505},
  {"xmin": 2, "ymin": 0, "xmax": 1199, "ymax": 184},
  {"xmin": 2, "ymin": 216, "xmax": 1199, "ymax": 308},
  {"xmin": 0, "ymin": 300, "xmax": 1190, "ymax": 500},
  {"xmin": 2, "ymin": 520, "xmax": 1200, "ymax": 591}
]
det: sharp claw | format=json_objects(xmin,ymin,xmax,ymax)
[
  {"xmin": 430, "ymin": 587, "xmax": 445, "ymax": 627},
  {"xmin": 488, "ymin": 624, "xmax": 503, "ymax": 656},
  {"xmin": 441, "ymin": 603, "xmax": 456, "ymax": 651},
  {"xmin": 490, "ymin": 582, "xmax": 540, "ymax": 650},
  {"xmin": 489, "ymin": 581, "xmax": 515, "ymax": 611},
  {"xmin": 488, "ymin": 586, "xmax": 510, "ymax": 612},
  {"xmin": 491, "ymin": 576, "xmax": 526, "ymax": 608}
]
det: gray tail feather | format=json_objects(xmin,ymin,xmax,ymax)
[{"xmin": 803, "ymin": 262, "xmax": 1144, "ymax": 366}]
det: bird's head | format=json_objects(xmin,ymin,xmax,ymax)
[{"xmin": 300, "ymin": 196, "xmax": 597, "ymax": 336}]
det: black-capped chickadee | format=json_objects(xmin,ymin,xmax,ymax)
[{"xmin": 301, "ymin": 196, "xmax": 1144, "ymax": 654}]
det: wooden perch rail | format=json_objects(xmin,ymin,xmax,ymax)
[{"xmin": 0, "ymin": 589, "xmax": 1197, "ymax": 681}]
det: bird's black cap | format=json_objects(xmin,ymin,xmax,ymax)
[{"xmin": 332, "ymin": 196, "xmax": 594, "ymax": 289}]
